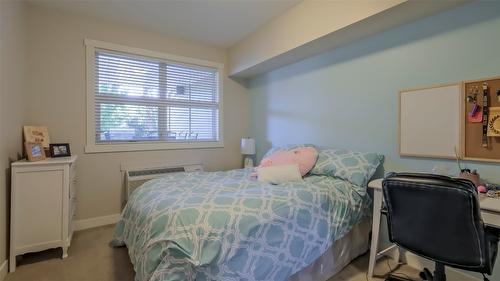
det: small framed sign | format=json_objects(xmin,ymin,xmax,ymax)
[
  {"xmin": 49, "ymin": 143, "xmax": 71, "ymax": 158},
  {"xmin": 25, "ymin": 142, "xmax": 46, "ymax": 162},
  {"xmin": 23, "ymin": 126, "xmax": 50, "ymax": 148}
]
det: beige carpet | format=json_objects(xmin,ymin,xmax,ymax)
[{"xmin": 6, "ymin": 225, "xmax": 418, "ymax": 281}]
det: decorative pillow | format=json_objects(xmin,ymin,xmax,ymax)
[
  {"xmin": 262, "ymin": 144, "xmax": 316, "ymax": 158},
  {"xmin": 258, "ymin": 146, "xmax": 319, "ymax": 176},
  {"xmin": 310, "ymin": 149, "xmax": 383, "ymax": 186},
  {"xmin": 257, "ymin": 164, "xmax": 302, "ymax": 184}
]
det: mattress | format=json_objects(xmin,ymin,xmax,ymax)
[{"xmin": 112, "ymin": 168, "xmax": 372, "ymax": 281}]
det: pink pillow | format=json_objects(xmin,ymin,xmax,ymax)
[{"xmin": 258, "ymin": 147, "xmax": 319, "ymax": 176}]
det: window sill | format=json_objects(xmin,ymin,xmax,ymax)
[{"xmin": 84, "ymin": 141, "xmax": 224, "ymax": 153}]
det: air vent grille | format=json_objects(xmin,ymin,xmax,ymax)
[
  {"xmin": 128, "ymin": 167, "xmax": 185, "ymax": 177},
  {"xmin": 124, "ymin": 163, "xmax": 203, "ymax": 201}
]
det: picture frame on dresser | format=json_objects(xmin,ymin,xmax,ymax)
[
  {"xmin": 22, "ymin": 126, "xmax": 50, "ymax": 148},
  {"xmin": 24, "ymin": 142, "xmax": 46, "ymax": 162},
  {"xmin": 49, "ymin": 143, "xmax": 71, "ymax": 158}
]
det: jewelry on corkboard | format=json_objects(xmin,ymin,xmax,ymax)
[
  {"xmin": 481, "ymin": 83, "xmax": 489, "ymax": 148},
  {"xmin": 463, "ymin": 76, "xmax": 500, "ymax": 162},
  {"xmin": 467, "ymin": 86, "xmax": 483, "ymax": 123}
]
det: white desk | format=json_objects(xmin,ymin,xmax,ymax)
[{"xmin": 367, "ymin": 178, "xmax": 500, "ymax": 279}]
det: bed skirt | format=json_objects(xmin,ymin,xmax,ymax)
[{"xmin": 288, "ymin": 218, "xmax": 371, "ymax": 281}]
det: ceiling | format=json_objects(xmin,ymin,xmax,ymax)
[{"xmin": 27, "ymin": 0, "xmax": 301, "ymax": 48}]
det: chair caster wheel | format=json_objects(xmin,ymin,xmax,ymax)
[{"xmin": 419, "ymin": 268, "xmax": 433, "ymax": 280}]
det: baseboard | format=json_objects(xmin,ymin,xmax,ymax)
[
  {"xmin": 403, "ymin": 252, "xmax": 482, "ymax": 281},
  {"xmin": 0, "ymin": 259, "xmax": 7, "ymax": 281},
  {"xmin": 73, "ymin": 213, "xmax": 121, "ymax": 231}
]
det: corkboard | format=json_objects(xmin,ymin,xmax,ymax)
[{"xmin": 463, "ymin": 76, "xmax": 500, "ymax": 162}]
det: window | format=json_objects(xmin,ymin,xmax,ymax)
[{"xmin": 85, "ymin": 40, "xmax": 223, "ymax": 153}]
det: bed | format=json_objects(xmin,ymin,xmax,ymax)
[{"xmin": 112, "ymin": 167, "xmax": 373, "ymax": 281}]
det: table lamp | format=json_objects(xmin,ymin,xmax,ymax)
[{"xmin": 241, "ymin": 138, "xmax": 255, "ymax": 168}]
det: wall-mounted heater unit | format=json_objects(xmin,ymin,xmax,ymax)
[{"xmin": 124, "ymin": 164, "xmax": 203, "ymax": 200}]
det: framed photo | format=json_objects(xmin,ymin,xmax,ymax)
[
  {"xmin": 23, "ymin": 126, "xmax": 50, "ymax": 148},
  {"xmin": 25, "ymin": 142, "xmax": 46, "ymax": 162},
  {"xmin": 49, "ymin": 143, "xmax": 71, "ymax": 158}
]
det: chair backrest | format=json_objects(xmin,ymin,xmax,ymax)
[{"xmin": 382, "ymin": 173, "xmax": 490, "ymax": 271}]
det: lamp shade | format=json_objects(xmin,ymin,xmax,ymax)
[{"xmin": 241, "ymin": 138, "xmax": 255, "ymax": 155}]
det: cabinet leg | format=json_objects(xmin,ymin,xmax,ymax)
[
  {"xmin": 368, "ymin": 190, "xmax": 383, "ymax": 279},
  {"xmin": 62, "ymin": 247, "xmax": 68, "ymax": 259}
]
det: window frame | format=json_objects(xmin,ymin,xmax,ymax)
[{"xmin": 84, "ymin": 39, "xmax": 224, "ymax": 153}]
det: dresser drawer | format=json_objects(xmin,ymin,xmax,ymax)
[{"xmin": 14, "ymin": 169, "xmax": 64, "ymax": 248}]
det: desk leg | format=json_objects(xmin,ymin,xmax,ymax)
[
  {"xmin": 368, "ymin": 189, "xmax": 383, "ymax": 279},
  {"xmin": 9, "ymin": 255, "xmax": 15, "ymax": 273}
]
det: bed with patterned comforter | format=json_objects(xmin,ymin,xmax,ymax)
[{"xmin": 112, "ymin": 168, "xmax": 371, "ymax": 281}]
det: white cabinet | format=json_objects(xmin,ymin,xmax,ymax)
[{"xmin": 9, "ymin": 155, "xmax": 77, "ymax": 272}]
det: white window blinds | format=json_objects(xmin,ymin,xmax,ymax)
[{"xmin": 93, "ymin": 49, "xmax": 220, "ymax": 144}]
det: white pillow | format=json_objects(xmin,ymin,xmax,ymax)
[{"xmin": 257, "ymin": 164, "xmax": 302, "ymax": 184}]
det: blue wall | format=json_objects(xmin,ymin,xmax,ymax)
[
  {"xmin": 249, "ymin": 1, "xmax": 499, "ymax": 183},
  {"xmin": 248, "ymin": 1, "xmax": 500, "ymax": 278}
]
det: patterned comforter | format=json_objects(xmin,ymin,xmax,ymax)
[{"xmin": 112, "ymin": 168, "xmax": 371, "ymax": 281}]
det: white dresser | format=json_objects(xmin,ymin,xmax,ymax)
[{"xmin": 9, "ymin": 155, "xmax": 77, "ymax": 272}]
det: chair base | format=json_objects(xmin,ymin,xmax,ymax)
[
  {"xmin": 384, "ymin": 262, "xmax": 446, "ymax": 281},
  {"xmin": 385, "ymin": 274, "xmax": 414, "ymax": 281}
]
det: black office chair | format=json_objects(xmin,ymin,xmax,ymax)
[{"xmin": 382, "ymin": 172, "xmax": 499, "ymax": 281}]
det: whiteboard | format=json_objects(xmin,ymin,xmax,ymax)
[{"xmin": 399, "ymin": 84, "xmax": 461, "ymax": 158}]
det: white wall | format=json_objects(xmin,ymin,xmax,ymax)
[
  {"xmin": 23, "ymin": 4, "xmax": 249, "ymax": 221},
  {"xmin": 0, "ymin": 0, "xmax": 27, "ymax": 275}
]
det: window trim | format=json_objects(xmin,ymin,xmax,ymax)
[{"xmin": 84, "ymin": 39, "xmax": 224, "ymax": 153}]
